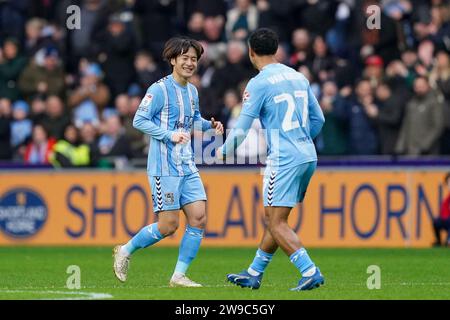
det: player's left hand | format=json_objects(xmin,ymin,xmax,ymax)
[{"xmin": 211, "ymin": 117, "xmax": 224, "ymax": 135}]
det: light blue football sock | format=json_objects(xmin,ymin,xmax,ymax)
[
  {"xmin": 122, "ymin": 223, "xmax": 163, "ymax": 255},
  {"xmin": 174, "ymin": 225, "xmax": 204, "ymax": 275},
  {"xmin": 248, "ymin": 248, "xmax": 273, "ymax": 275},
  {"xmin": 289, "ymin": 247, "xmax": 315, "ymax": 276}
]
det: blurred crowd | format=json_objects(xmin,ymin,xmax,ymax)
[{"xmin": 0, "ymin": 0, "xmax": 449, "ymax": 168}]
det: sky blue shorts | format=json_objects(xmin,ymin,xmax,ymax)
[
  {"xmin": 148, "ymin": 172, "xmax": 207, "ymax": 213},
  {"xmin": 263, "ymin": 161, "xmax": 317, "ymax": 208}
]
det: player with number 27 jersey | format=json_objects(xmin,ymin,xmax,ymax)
[
  {"xmin": 221, "ymin": 62, "xmax": 325, "ymax": 207},
  {"xmin": 220, "ymin": 28, "xmax": 325, "ymax": 292},
  {"xmin": 240, "ymin": 63, "xmax": 324, "ymax": 171}
]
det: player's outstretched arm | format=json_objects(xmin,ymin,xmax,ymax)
[{"xmin": 217, "ymin": 113, "xmax": 254, "ymax": 159}]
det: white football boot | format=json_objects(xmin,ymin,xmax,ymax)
[
  {"xmin": 112, "ymin": 245, "xmax": 130, "ymax": 282},
  {"xmin": 169, "ymin": 273, "xmax": 203, "ymax": 287}
]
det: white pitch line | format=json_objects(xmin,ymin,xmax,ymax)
[{"xmin": 0, "ymin": 290, "xmax": 113, "ymax": 300}]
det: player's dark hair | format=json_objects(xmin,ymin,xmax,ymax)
[
  {"xmin": 248, "ymin": 28, "xmax": 278, "ymax": 56},
  {"xmin": 162, "ymin": 37, "xmax": 204, "ymax": 67}
]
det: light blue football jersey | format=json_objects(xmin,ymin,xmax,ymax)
[
  {"xmin": 134, "ymin": 75, "xmax": 210, "ymax": 176},
  {"xmin": 240, "ymin": 63, "xmax": 325, "ymax": 169}
]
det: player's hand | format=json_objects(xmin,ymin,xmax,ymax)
[
  {"xmin": 211, "ymin": 117, "xmax": 224, "ymax": 135},
  {"xmin": 171, "ymin": 132, "xmax": 190, "ymax": 144},
  {"xmin": 216, "ymin": 146, "xmax": 224, "ymax": 160}
]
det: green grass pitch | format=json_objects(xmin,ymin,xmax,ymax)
[{"xmin": 0, "ymin": 247, "xmax": 449, "ymax": 300}]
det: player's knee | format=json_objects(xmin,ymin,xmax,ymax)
[
  {"xmin": 159, "ymin": 219, "xmax": 179, "ymax": 236},
  {"xmin": 267, "ymin": 218, "xmax": 287, "ymax": 235},
  {"xmin": 267, "ymin": 214, "xmax": 285, "ymax": 228},
  {"xmin": 189, "ymin": 214, "xmax": 207, "ymax": 229}
]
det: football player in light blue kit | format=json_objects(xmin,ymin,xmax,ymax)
[
  {"xmin": 113, "ymin": 37, "xmax": 224, "ymax": 287},
  {"xmin": 218, "ymin": 28, "xmax": 325, "ymax": 291}
]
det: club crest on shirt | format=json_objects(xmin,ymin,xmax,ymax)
[
  {"xmin": 164, "ymin": 192, "xmax": 174, "ymax": 205},
  {"xmin": 242, "ymin": 90, "xmax": 250, "ymax": 102}
]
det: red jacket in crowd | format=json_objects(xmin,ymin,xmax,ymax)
[{"xmin": 440, "ymin": 193, "xmax": 450, "ymax": 220}]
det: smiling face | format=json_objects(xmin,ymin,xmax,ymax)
[{"xmin": 171, "ymin": 47, "xmax": 199, "ymax": 81}]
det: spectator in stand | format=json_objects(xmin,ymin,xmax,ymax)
[
  {"xmin": 95, "ymin": 113, "xmax": 132, "ymax": 165},
  {"xmin": 432, "ymin": 172, "xmax": 450, "ymax": 247},
  {"xmin": 23, "ymin": 123, "xmax": 56, "ymax": 165},
  {"xmin": 133, "ymin": 0, "xmax": 177, "ymax": 59},
  {"xmin": 128, "ymin": 84, "xmax": 143, "ymax": 119},
  {"xmin": 68, "ymin": 62, "xmax": 110, "ymax": 128},
  {"xmin": 115, "ymin": 93, "xmax": 130, "ymax": 119},
  {"xmin": 225, "ymin": 0, "xmax": 259, "ymax": 41},
  {"xmin": 429, "ymin": 50, "xmax": 450, "ymax": 154},
  {"xmin": 370, "ymin": 82, "xmax": 407, "ymax": 155},
  {"xmin": 275, "ymin": 44, "xmax": 290, "ymax": 66},
  {"xmin": 292, "ymin": 0, "xmax": 338, "ymax": 37},
  {"xmin": 220, "ymin": 89, "xmax": 241, "ymax": 133},
  {"xmin": 38, "ymin": 23, "xmax": 67, "ymax": 64},
  {"xmin": 256, "ymin": 0, "xmax": 293, "ymax": 43},
  {"xmin": 80, "ymin": 121, "xmax": 99, "ymax": 166},
  {"xmin": 298, "ymin": 65, "xmax": 320, "ymax": 97},
  {"xmin": 203, "ymin": 15, "xmax": 226, "ymax": 44},
  {"xmin": 382, "ymin": 0, "xmax": 414, "ymax": 50},
  {"xmin": 363, "ymin": 55, "xmax": 385, "ymax": 89},
  {"xmin": 396, "ymin": 76, "xmax": 445, "ymax": 156},
  {"xmin": 316, "ymin": 81, "xmax": 349, "ymax": 155},
  {"xmin": 41, "ymin": 95, "xmax": 71, "ymax": 140},
  {"xmin": 0, "ymin": 0, "xmax": 28, "ymax": 43},
  {"xmin": 423, "ymin": 3, "xmax": 450, "ymax": 50},
  {"xmin": 309, "ymin": 35, "xmax": 335, "ymax": 83},
  {"xmin": 187, "ymin": 12, "xmax": 206, "ymax": 41},
  {"xmin": 341, "ymin": 79, "xmax": 380, "ymax": 155},
  {"xmin": 29, "ymin": 94, "xmax": 47, "ymax": 125},
  {"xmin": 353, "ymin": 0, "xmax": 400, "ymax": 65},
  {"xmin": 210, "ymin": 40, "xmax": 253, "ymax": 108},
  {"xmin": 10, "ymin": 100, "xmax": 32, "ymax": 152},
  {"xmin": 115, "ymin": 89, "xmax": 146, "ymax": 157},
  {"xmin": 23, "ymin": 18, "xmax": 46, "ymax": 57},
  {"xmin": 290, "ymin": 28, "xmax": 312, "ymax": 69},
  {"xmin": 133, "ymin": 50, "xmax": 164, "ymax": 92},
  {"xmin": 0, "ymin": 98, "xmax": 13, "ymax": 160},
  {"xmin": 0, "ymin": 37, "xmax": 28, "ymax": 101},
  {"xmin": 400, "ymin": 48, "xmax": 420, "ymax": 89},
  {"xmin": 384, "ymin": 59, "xmax": 412, "ymax": 96},
  {"xmin": 417, "ymin": 39, "xmax": 436, "ymax": 75},
  {"xmin": 96, "ymin": 13, "xmax": 137, "ymax": 98},
  {"xmin": 50, "ymin": 124, "xmax": 91, "ymax": 168},
  {"xmin": 67, "ymin": 0, "xmax": 109, "ymax": 71},
  {"xmin": 18, "ymin": 45, "xmax": 65, "ymax": 100}
]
